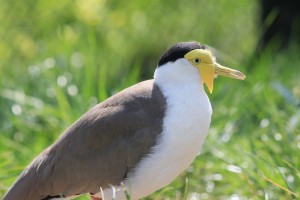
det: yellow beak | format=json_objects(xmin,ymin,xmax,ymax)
[
  {"xmin": 199, "ymin": 63, "xmax": 246, "ymax": 94},
  {"xmin": 184, "ymin": 48, "xmax": 246, "ymax": 94},
  {"xmin": 214, "ymin": 63, "xmax": 246, "ymax": 80}
]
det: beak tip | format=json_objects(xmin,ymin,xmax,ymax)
[{"xmin": 240, "ymin": 74, "xmax": 246, "ymax": 80}]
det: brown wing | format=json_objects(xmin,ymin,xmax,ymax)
[{"xmin": 3, "ymin": 80, "xmax": 166, "ymax": 200}]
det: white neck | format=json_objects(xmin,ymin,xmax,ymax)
[
  {"xmin": 73, "ymin": 59, "xmax": 213, "ymax": 200},
  {"xmin": 154, "ymin": 58, "xmax": 205, "ymax": 91},
  {"xmin": 122, "ymin": 59, "xmax": 212, "ymax": 199}
]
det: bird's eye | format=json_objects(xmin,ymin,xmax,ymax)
[{"xmin": 193, "ymin": 58, "xmax": 201, "ymax": 64}]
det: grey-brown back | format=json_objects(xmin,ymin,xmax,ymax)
[{"xmin": 3, "ymin": 80, "xmax": 166, "ymax": 200}]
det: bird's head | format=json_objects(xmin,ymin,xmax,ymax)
[{"xmin": 158, "ymin": 42, "xmax": 246, "ymax": 93}]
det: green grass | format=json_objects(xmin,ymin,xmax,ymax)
[{"xmin": 1, "ymin": 0, "xmax": 300, "ymax": 199}]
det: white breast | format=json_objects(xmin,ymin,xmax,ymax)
[
  {"xmin": 122, "ymin": 59, "xmax": 212, "ymax": 199},
  {"xmin": 41, "ymin": 59, "xmax": 212, "ymax": 200}
]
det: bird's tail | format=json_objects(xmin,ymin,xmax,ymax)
[{"xmin": 3, "ymin": 169, "xmax": 39, "ymax": 200}]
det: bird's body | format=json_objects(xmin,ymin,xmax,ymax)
[
  {"xmin": 4, "ymin": 80, "xmax": 166, "ymax": 200},
  {"xmin": 3, "ymin": 42, "xmax": 245, "ymax": 200}
]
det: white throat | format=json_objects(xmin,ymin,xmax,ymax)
[
  {"xmin": 127, "ymin": 59, "xmax": 212, "ymax": 199},
  {"xmin": 98, "ymin": 59, "xmax": 213, "ymax": 200}
]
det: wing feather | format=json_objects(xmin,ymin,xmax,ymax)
[{"xmin": 3, "ymin": 80, "xmax": 166, "ymax": 200}]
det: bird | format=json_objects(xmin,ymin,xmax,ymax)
[{"xmin": 3, "ymin": 41, "xmax": 245, "ymax": 200}]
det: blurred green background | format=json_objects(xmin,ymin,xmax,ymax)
[{"xmin": 0, "ymin": 0, "xmax": 299, "ymax": 199}]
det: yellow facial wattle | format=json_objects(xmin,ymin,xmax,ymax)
[{"xmin": 184, "ymin": 49, "xmax": 246, "ymax": 93}]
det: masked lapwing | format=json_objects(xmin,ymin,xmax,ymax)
[{"xmin": 3, "ymin": 41, "xmax": 245, "ymax": 200}]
